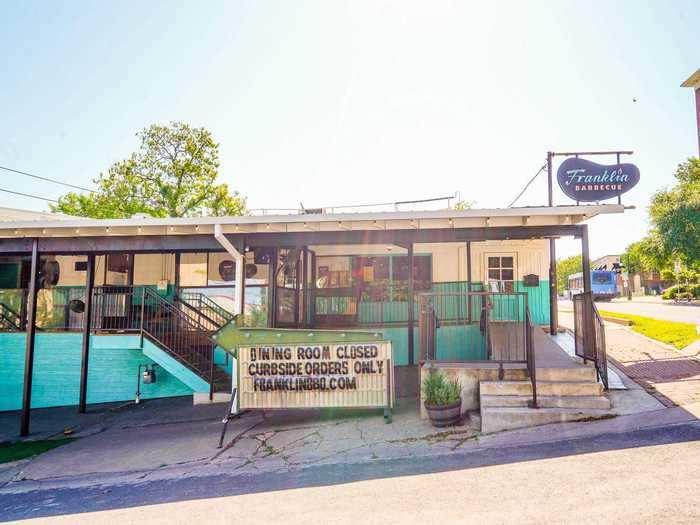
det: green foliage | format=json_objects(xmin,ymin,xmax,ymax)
[
  {"xmin": 452, "ymin": 200, "xmax": 475, "ymax": 210},
  {"xmin": 661, "ymin": 284, "xmax": 700, "ymax": 300},
  {"xmin": 648, "ymin": 158, "xmax": 700, "ymax": 266},
  {"xmin": 556, "ymin": 255, "xmax": 582, "ymax": 293},
  {"xmin": 598, "ymin": 310, "xmax": 700, "ymax": 349},
  {"xmin": 51, "ymin": 122, "xmax": 246, "ymax": 218},
  {"xmin": 622, "ymin": 237, "xmax": 667, "ymax": 274},
  {"xmin": 0, "ymin": 438, "xmax": 73, "ymax": 464},
  {"xmin": 422, "ymin": 371, "xmax": 462, "ymax": 406}
]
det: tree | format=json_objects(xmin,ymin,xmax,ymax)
[
  {"xmin": 622, "ymin": 237, "xmax": 667, "ymax": 275},
  {"xmin": 648, "ymin": 158, "xmax": 700, "ymax": 268},
  {"xmin": 556, "ymin": 255, "xmax": 582, "ymax": 293},
  {"xmin": 51, "ymin": 122, "xmax": 246, "ymax": 218}
]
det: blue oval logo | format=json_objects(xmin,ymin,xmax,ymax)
[{"xmin": 556, "ymin": 157, "xmax": 640, "ymax": 202}]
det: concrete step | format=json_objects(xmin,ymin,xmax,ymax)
[
  {"xmin": 480, "ymin": 380, "xmax": 603, "ymax": 397},
  {"xmin": 480, "ymin": 406, "xmax": 612, "ymax": 434},
  {"xmin": 480, "ymin": 394, "xmax": 611, "ymax": 410},
  {"xmin": 535, "ymin": 366, "xmax": 597, "ymax": 382},
  {"xmin": 193, "ymin": 392, "xmax": 232, "ymax": 405}
]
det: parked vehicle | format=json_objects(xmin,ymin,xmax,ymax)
[{"xmin": 567, "ymin": 270, "xmax": 618, "ymax": 301}]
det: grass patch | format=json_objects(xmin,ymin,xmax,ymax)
[
  {"xmin": 0, "ymin": 438, "xmax": 74, "ymax": 464},
  {"xmin": 599, "ymin": 310, "xmax": 700, "ymax": 349}
]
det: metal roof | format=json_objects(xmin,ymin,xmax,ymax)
[{"xmin": 0, "ymin": 204, "xmax": 625, "ymax": 239}]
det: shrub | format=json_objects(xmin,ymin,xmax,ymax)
[
  {"xmin": 422, "ymin": 371, "xmax": 462, "ymax": 406},
  {"xmin": 662, "ymin": 284, "xmax": 700, "ymax": 300}
]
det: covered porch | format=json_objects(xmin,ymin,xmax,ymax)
[{"xmin": 0, "ymin": 204, "xmax": 620, "ymax": 434}]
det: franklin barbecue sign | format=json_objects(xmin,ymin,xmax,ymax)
[
  {"xmin": 237, "ymin": 341, "xmax": 393, "ymax": 410},
  {"xmin": 556, "ymin": 157, "xmax": 640, "ymax": 202}
]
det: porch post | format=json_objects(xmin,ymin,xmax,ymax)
[
  {"xmin": 267, "ymin": 248, "xmax": 278, "ymax": 327},
  {"xmin": 301, "ymin": 247, "xmax": 308, "ymax": 327},
  {"xmin": 407, "ymin": 243, "xmax": 415, "ymax": 366},
  {"xmin": 310, "ymin": 250, "xmax": 317, "ymax": 327},
  {"xmin": 581, "ymin": 225, "xmax": 592, "ymax": 293},
  {"xmin": 466, "ymin": 241, "xmax": 472, "ymax": 323},
  {"xmin": 78, "ymin": 254, "xmax": 95, "ymax": 413},
  {"xmin": 19, "ymin": 239, "xmax": 39, "ymax": 437},
  {"xmin": 173, "ymin": 252, "xmax": 181, "ymax": 296},
  {"xmin": 549, "ymin": 239, "xmax": 558, "ymax": 334}
]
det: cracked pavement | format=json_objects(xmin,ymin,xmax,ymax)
[{"xmin": 0, "ymin": 397, "xmax": 478, "ymax": 493}]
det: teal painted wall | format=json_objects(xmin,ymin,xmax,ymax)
[
  {"xmin": 142, "ymin": 340, "xmax": 210, "ymax": 393},
  {"xmin": 0, "ymin": 333, "xmax": 193, "ymax": 412},
  {"xmin": 515, "ymin": 280, "xmax": 550, "ymax": 325}
]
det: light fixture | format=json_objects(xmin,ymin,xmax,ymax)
[
  {"xmin": 137, "ymin": 226, "xmax": 142, "ymax": 233},
  {"xmin": 105, "ymin": 227, "xmax": 110, "ymax": 233},
  {"xmin": 75, "ymin": 228, "xmax": 80, "ymax": 233},
  {"xmin": 485, "ymin": 217, "xmax": 491, "ymax": 226},
  {"xmin": 194, "ymin": 225, "xmax": 199, "ymax": 231}
]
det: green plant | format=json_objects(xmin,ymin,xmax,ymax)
[
  {"xmin": 422, "ymin": 371, "xmax": 462, "ymax": 406},
  {"xmin": 599, "ymin": 310, "xmax": 700, "ymax": 349},
  {"xmin": 662, "ymin": 284, "xmax": 700, "ymax": 300}
]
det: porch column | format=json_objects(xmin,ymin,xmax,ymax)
[
  {"xmin": 407, "ymin": 243, "xmax": 415, "ymax": 366},
  {"xmin": 173, "ymin": 253, "xmax": 181, "ymax": 296},
  {"xmin": 466, "ymin": 241, "xmax": 472, "ymax": 322},
  {"xmin": 19, "ymin": 239, "xmax": 39, "ymax": 437},
  {"xmin": 310, "ymin": 250, "xmax": 317, "ymax": 327},
  {"xmin": 78, "ymin": 254, "xmax": 95, "ymax": 413},
  {"xmin": 267, "ymin": 248, "xmax": 278, "ymax": 327},
  {"xmin": 581, "ymin": 225, "xmax": 592, "ymax": 293},
  {"xmin": 549, "ymin": 239, "xmax": 558, "ymax": 334}
]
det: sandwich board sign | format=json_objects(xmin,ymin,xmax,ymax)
[{"xmin": 212, "ymin": 327, "xmax": 394, "ymax": 420}]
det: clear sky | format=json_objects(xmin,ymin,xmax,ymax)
[{"xmin": 1, "ymin": 1, "xmax": 698, "ymax": 258}]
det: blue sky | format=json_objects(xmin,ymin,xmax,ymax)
[{"xmin": 1, "ymin": 1, "xmax": 698, "ymax": 258}]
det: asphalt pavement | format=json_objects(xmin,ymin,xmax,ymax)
[
  {"xmin": 4, "ymin": 421, "xmax": 700, "ymax": 524},
  {"xmin": 559, "ymin": 296, "xmax": 700, "ymax": 324}
]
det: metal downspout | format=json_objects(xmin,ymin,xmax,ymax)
[{"xmin": 214, "ymin": 224, "xmax": 243, "ymax": 412}]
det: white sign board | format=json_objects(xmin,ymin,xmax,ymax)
[{"xmin": 237, "ymin": 342, "xmax": 393, "ymax": 410}]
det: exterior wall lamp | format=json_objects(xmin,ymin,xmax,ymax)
[{"xmin": 135, "ymin": 364, "xmax": 158, "ymax": 404}]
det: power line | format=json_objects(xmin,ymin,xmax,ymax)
[
  {"xmin": 0, "ymin": 165, "xmax": 94, "ymax": 193},
  {"xmin": 0, "ymin": 187, "xmax": 58, "ymax": 203},
  {"xmin": 507, "ymin": 162, "xmax": 547, "ymax": 208}
]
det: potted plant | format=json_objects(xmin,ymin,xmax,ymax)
[{"xmin": 422, "ymin": 371, "xmax": 462, "ymax": 427}]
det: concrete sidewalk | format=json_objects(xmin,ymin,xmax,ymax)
[{"xmin": 559, "ymin": 307, "xmax": 700, "ymax": 412}]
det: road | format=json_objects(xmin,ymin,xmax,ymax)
[
  {"xmin": 559, "ymin": 297, "xmax": 700, "ymax": 324},
  {"xmin": 4, "ymin": 421, "xmax": 700, "ymax": 524}
]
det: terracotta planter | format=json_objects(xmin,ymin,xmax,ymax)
[{"xmin": 424, "ymin": 399, "xmax": 462, "ymax": 427}]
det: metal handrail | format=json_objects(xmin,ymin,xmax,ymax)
[
  {"xmin": 141, "ymin": 288, "xmax": 220, "ymax": 396},
  {"xmin": 573, "ymin": 291, "xmax": 609, "ymax": 390},
  {"xmin": 0, "ymin": 302, "xmax": 22, "ymax": 330},
  {"xmin": 178, "ymin": 291, "xmax": 234, "ymax": 327}
]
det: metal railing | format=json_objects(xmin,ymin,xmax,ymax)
[
  {"xmin": 419, "ymin": 290, "xmax": 538, "ymax": 407},
  {"xmin": 140, "ymin": 288, "xmax": 223, "ymax": 395},
  {"xmin": 573, "ymin": 291, "xmax": 609, "ymax": 389},
  {"xmin": 307, "ymin": 281, "xmax": 484, "ymax": 327},
  {"xmin": 177, "ymin": 291, "xmax": 235, "ymax": 330},
  {"xmin": 0, "ymin": 302, "xmax": 23, "ymax": 330}
]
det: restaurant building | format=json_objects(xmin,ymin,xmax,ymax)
[{"xmin": 0, "ymin": 204, "xmax": 619, "ymax": 434}]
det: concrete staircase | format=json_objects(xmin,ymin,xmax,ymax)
[{"xmin": 479, "ymin": 365, "xmax": 612, "ymax": 433}]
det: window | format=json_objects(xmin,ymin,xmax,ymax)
[{"xmin": 487, "ymin": 255, "xmax": 515, "ymax": 292}]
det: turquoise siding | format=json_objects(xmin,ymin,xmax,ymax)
[
  {"xmin": 515, "ymin": 280, "xmax": 550, "ymax": 325},
  {"xmin": 0, "ymin": 333, "xmax": 193, "ymax": 412},
  {"xmin": 142, "ymin": 340, "xmax": 209, "ymax": 393}
]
